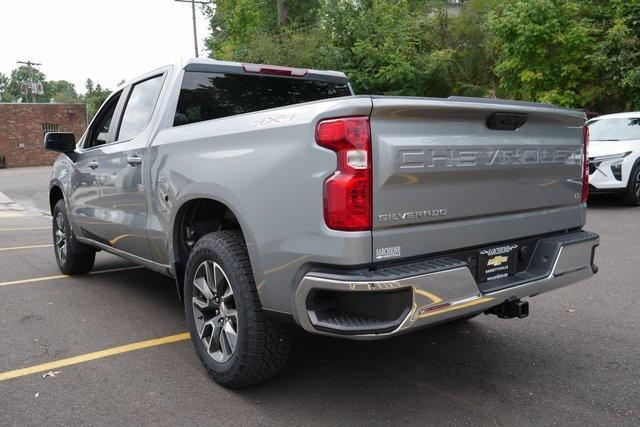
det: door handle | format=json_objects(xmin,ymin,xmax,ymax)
[
  {"xmin": 88, "ymin": 160, "xmax": 99, "ymax": 170},
  {"xmin": 127, "ymin": 156, "xmax": 142, "ymax": 166}
]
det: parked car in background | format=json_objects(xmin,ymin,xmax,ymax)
[{"xmin": 587, "ymin": 112, "xmax": 640, "ymax": 205}]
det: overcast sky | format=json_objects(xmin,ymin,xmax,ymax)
[{"xmin": 0, "ymin": 0, "xmax": 211, "ymax": 94}]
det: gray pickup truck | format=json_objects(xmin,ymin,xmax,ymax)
[{"xmin": 45, "ymin": 58, "xmax": 599, "ymax": 387}]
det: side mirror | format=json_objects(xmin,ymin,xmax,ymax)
[{"xmin": 44, "ymin": 132, "xmax": 76, "ymax": 153}]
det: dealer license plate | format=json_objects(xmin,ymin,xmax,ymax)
[{"xmin": 477, "ymin": 244, "xmax": 518, "ymax": 282}]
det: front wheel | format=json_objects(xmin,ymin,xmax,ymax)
[
  {"xmin": 622, "ymin": 164, "xmax": 640, "ymax": 206},
  {"xmin": 184, "ymin": 230, "xmax": 291, "ymax": 388},
  {"xmin": 52, "ymin": 199, "xmax": 96, "ymax": 275}
]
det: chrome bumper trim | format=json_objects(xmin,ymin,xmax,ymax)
[{"xmin": 294, "ymin": 232, "xmax": 599, "ymax": 340}]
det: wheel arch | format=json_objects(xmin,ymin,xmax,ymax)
[
  {"xmin": 170, "ymin": 193, "xmax": 262, "ymax": 301},
  {"xmin": 628, "ymin": 155, "xmax": 640, "ymax": 186},
  {"xmin": 49, "ymin": 183, "xmax": 65, "ymax": 215}
]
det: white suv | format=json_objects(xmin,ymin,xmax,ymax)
[{"xmin": 587, "ymin": 112, "xmax": 640, "ymax": 205}]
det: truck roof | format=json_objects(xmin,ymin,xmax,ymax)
[
  {"xmin": 180, "ymin": 57, "xmax": 349, "ymax": 83},
  {"xmin": 115, "ymin": 58, "xmax": 350, "ymax": 93}
]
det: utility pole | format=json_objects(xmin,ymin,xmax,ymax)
[
  {"xmin": 175, "ymin": 0, "xmax": 211, "ymax": 58},
  {"xmin": 17, "ymin": 60, "xmax": 42, "ymax": 103},
  {"xmin": 276, "ymin": 0, "xmax": 288, "ymax": 28}
]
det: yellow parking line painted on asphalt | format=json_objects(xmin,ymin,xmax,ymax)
[
  {"xmin": 0, "ymin": 226, "xmax": 50, "ymax": 232},
  {"xmin": 0, "ymin": 244, "xmax": 53, "ymax": 252},
  {"xmin": 0, "ymin": 265, "xmax": 145, "ymax": 287},
  {"xmin": 0, "ymin": 333, "xmax": 191, "ymax": 381}
]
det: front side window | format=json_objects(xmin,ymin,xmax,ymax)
[
  {"xmin": 588, "ymin": 118, "xmax": 640, "ymax": 141},
  {"xmin": 174, "ymin": 72, "xmax": 352, "ymax": 126},
  {"xmin": 118, "ymin": 75, "xmax": 164, "ymax": 141},
  {"xmin": 85, "ymin": 91, "xmax": 122, "ymax": 149}
]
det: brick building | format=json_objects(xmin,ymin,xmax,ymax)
[{"xmin": 0, "ymin": 103, "xmax": 87, "ymax": 168}]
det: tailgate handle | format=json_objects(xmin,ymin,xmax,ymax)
[{"xmin": 486, "ymin": 112, "xmax": 528, "ymax": 131}]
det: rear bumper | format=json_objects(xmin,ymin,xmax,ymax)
[
  {"xmin": 588, "ymin": 184, "xmax": 625, "ymax": 195},
  {"xmin": 294, "ymin": 231, "xmax": 599, "ymax": 339}
]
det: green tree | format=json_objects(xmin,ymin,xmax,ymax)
[
  {"xmin": 202, "ymin": 0, "xmax": 640, "ymax": 113},
  {"xmin": 595, "ymin": 0, "xmax": 640, "ymax": 111},
  {"xmin": 488, "ymin": 0, "xmax": 597, "ymax": 107},
  {"xmin": 336, "ymin": 0, "xmax": 421, "ymax": 95},
  {"xmin": 1, "ymin": 66, "xmax": 80, "ymax": 104},
  {"xmin": 47, "ymin": 80, "xmax": 80, "ymax": 103},
  {"xmin": 205, "ymin": 0, "xmax": 322, "ymax": 60},
  {"xmin": 83, "ymin": 78, "xmax": 112, "ymax": 120},
  {"xmin": 0, "ymin": 72, "xmax": 10, "ymax": 102},
  {"xmin": 204, "ymin": 0, "xmax": 460, "ymax": 96},
  {"xmin": 447, "ymin": 0, "xmax": 500, "ymax": 97}
]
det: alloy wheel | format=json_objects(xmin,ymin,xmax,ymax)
[
  {"xmin": 192, "ymin": 260, "xmax": 239, "ymax": 363},
  {"xmin": 54, "ymin": 212, "xmax": 67, "ymax": 263},
  {"xmin": 635, "ymin": 171, "xmax": 640, "ymax": 198}
]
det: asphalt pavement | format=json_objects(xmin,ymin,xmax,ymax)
[
  {"xmin": 0, "ymin": 166, "xmax": 51, "ymax": 214},
  {"xmin": 0, "ymin": 166, "xmax": 638, "ymax": 425}
]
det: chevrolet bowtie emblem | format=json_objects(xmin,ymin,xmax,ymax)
[{"xmin": 487, "ymin": 255, "xmax": 508, "ymax": 267}]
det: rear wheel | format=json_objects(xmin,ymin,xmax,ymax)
[
  {"xmin": 622, "ymin": 164, "xmax": 640, "ymax": 206},
  {"xmin": 52, "ymin": 199, "xmax": 96, "ymax": 275},
  {"xmin": 184, "ymin": 230, "xmax": 291, "ymax": 388}
]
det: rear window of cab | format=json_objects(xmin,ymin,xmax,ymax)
[{"xmin": 173, "ymin": 71, "xmax": 352, "ymax": 126}]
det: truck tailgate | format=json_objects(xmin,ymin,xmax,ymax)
[{"xmin": 370, "ymin": 97, "xmax": 586, "ymax": 262}]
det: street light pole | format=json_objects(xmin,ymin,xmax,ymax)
[{"xmin": 175, "ymin": 0, "xmax": 211, "ymax": 58}]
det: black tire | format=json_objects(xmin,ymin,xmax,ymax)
[
  {"xmin": 184, "ymin": 230, "xmax": 291, "ymax": 388},
  {"xmin": 52, "ymin": 199, "xmax": 96, "ymax": 275},
  {"xmin": 622, "ymin": 163, "xmax": 640, "ymax": 206}
]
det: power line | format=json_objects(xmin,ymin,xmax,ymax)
[
  {"xmin": 235, "ymin": 22, "xmax": 323, "ymax": 54},
  {"xmin": 233, "ymin": 6, "xmax": 323, "ymax": 53}
]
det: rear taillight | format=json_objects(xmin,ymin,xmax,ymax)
[
  {"xmin": 582, "ymin": 124, "xmax": 589, "ymax": 203},
  {"xmin": 316, "ymin": 117, "xmax": 372, "ymax": 231}
]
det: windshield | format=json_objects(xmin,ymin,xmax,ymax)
[{"xmin": 588, "ymin": 118, "xmax": 640, "ymax": 141}]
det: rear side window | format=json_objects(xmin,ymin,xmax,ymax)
[
  {"xmin": 173, "ymin": 72, "xmax": 352, "ymax": 126},
  {"xmin": 118, "ymin": 75, "xmax": 164, "ymax": 141}
]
